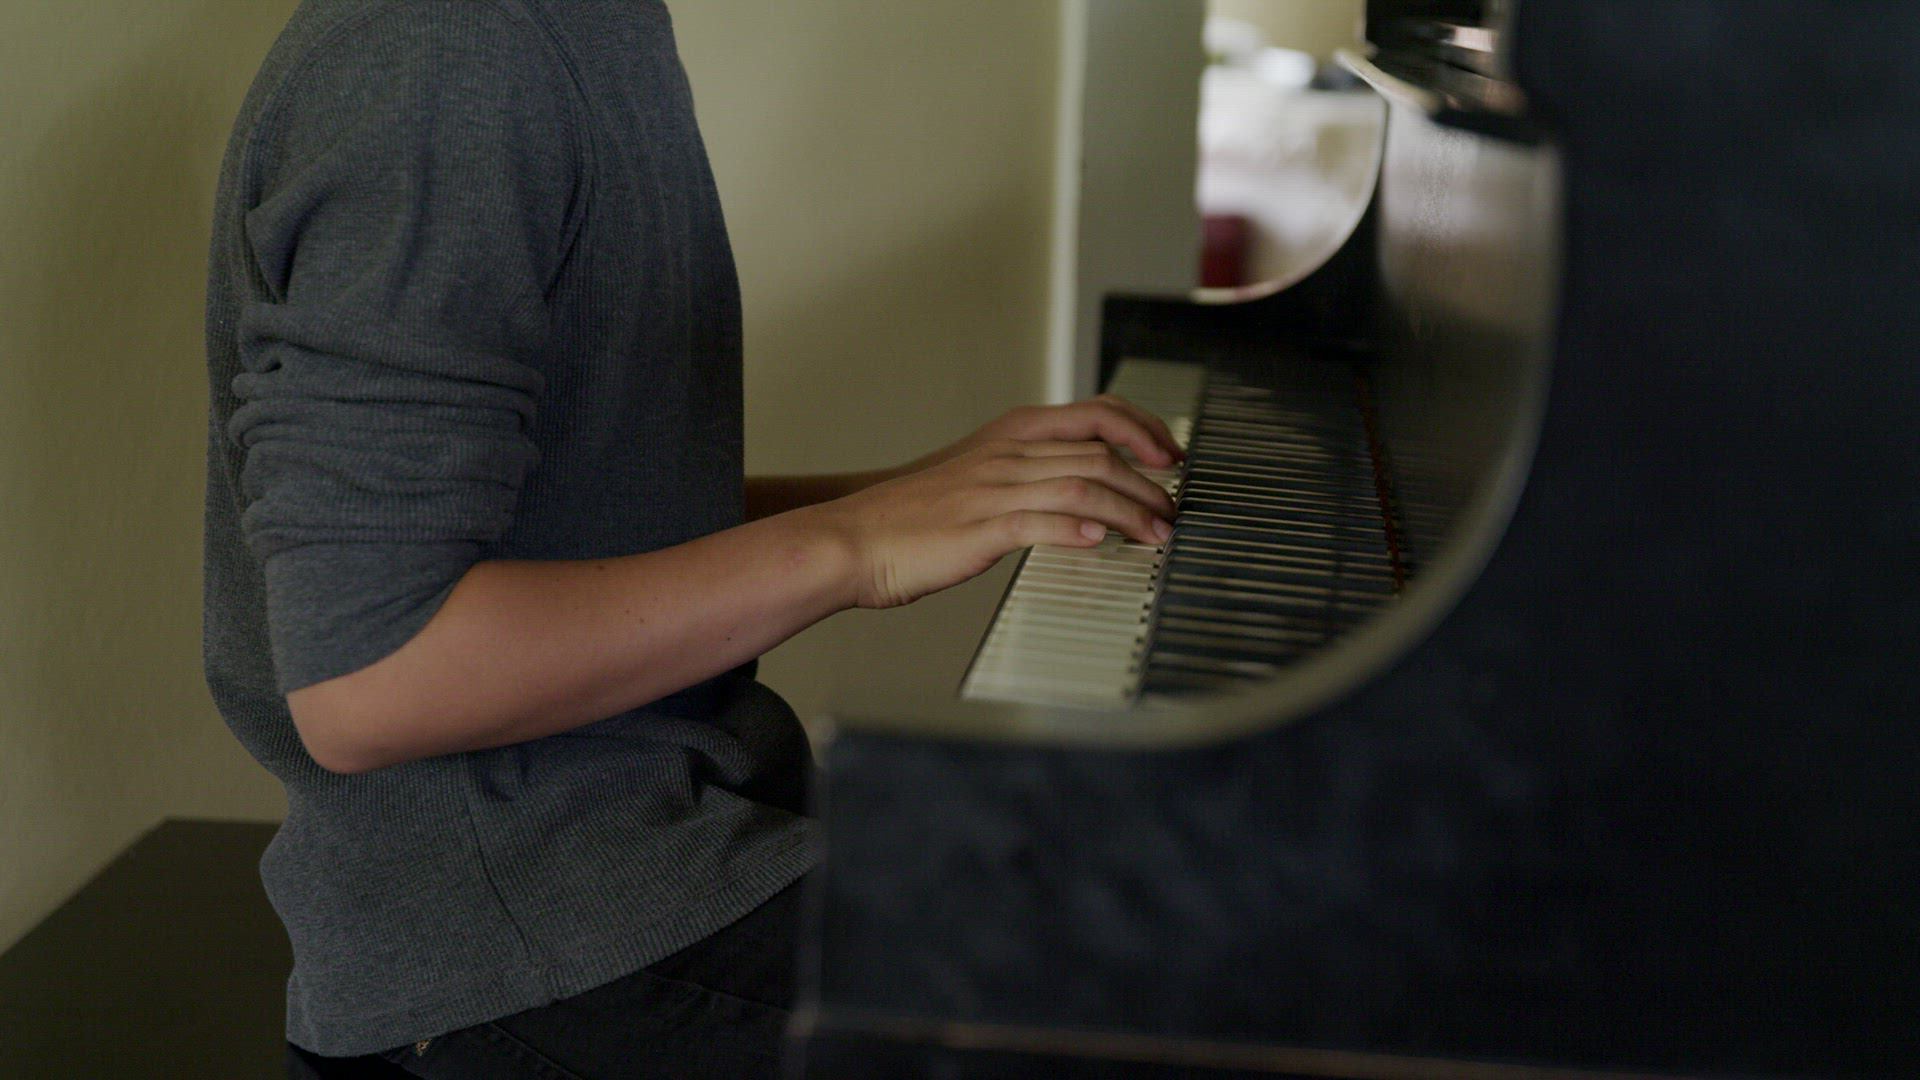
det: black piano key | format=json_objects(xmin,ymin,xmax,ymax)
[
  {"xmin": 1169, "ymin": 541, "xmax": 1396, "ymax": 581},
  {"xmin": 1153, "ymin": 601, "xmax": 1353, "ymax": 636},
  {"xmin": 1148, "ymin": 633, "xmax": 1322, "ymax": 667},
  {"xmin": 1160, "ymin": 569, "xmax": 1386, "ymax": 610},
  {"xmin": 1152, "ymin": 613, "xmax": 1329, "ymax": 645},
  {"xmin": 1174, "ymin": 516, "xmax": 1391, "ymax": 557},
  {"xmin": 1167, "ymin": 554, "xmax": 1398, "ymax": 596}
]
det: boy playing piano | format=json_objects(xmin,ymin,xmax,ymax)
[{"xmin": 205, "ymin": 2, "xmax": 1178, "ymax": 1077}]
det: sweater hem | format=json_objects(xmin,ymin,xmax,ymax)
[{"xmin": 285, "ymin": 821, "xmax": 819, "ymax": 1057}]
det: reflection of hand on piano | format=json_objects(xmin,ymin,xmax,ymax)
[{"xmin": 796, "ymin": 436, "xmax": 1176, "ymax": 611}]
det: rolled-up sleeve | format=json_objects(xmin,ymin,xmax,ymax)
[{"xmin": 228, "ymin": 3, "xmax": 584, "ymax": 692}]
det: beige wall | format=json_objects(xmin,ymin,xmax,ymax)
[
  {"xmin": 0, "ymin": 0, "xmax": 1073, "ymax": 949},
  {"xmin": 1209, "ymin": 0, "xmax": 1365, "ymax": 61},
  {"xmin": 675, "ymin": 1, "xmax": 1063, "ymax": 476},
  {"xmin": 0, "ymin": 0, "xmax": 298, "ymax": 952}
]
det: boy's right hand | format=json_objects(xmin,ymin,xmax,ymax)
[{"xmin": 800, "ymin": 438, "xmax": 1176, "ymax": 610}]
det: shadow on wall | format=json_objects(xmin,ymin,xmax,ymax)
[{"xmin": 0, "ymin": 0, "xmax": 291, "ymax": 950}]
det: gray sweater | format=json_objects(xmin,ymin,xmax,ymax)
[{"xmin": 203, "ymin": 0, "xmax": 816, "ymax": 1055}]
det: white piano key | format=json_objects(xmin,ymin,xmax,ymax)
[{"xmin": 961, "ymin": 358, "xmax": 1205, "ymax": 709}]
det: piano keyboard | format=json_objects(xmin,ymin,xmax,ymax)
[
  {"xmin": 959, "ymin": 359, "xmax": 1202, "ymax": 710},
  {"xmin": 960, "ymin": 356, "xmax": 1403, "ymax": 710}
]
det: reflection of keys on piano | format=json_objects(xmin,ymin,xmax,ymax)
[{"xmin": 960, "ymin": 356, "xmax": 1403, "ymax": 710}]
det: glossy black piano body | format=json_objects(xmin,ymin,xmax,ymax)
[{"xmin": 798, "ymin": 3, "xmax": 1920, "ymax": 1077}]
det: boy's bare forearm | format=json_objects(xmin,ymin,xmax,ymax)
[{"xmin": 288, "ymin": 511, "xmax": 856, "ymax": 774}]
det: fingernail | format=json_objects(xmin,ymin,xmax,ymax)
[
  {"xmin": 1154, "ymin": 519, "xmax": 1173, "ymax": 543},
  {"xmin": 1082, "ymin": 521, "xmax": 1107, "ymax": 542}
]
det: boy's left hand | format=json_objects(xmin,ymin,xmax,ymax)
[{"xmin": 907, "ymin": 394, "xmax": 1184, "ymax": 475}]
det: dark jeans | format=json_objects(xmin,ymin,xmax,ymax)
[{"xmin": 287, "ymin": 876, "xmax": 807, "ymax": 1080}]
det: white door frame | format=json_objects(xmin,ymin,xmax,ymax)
[{"xmin": 1046, "ymin": 0, "xmax": 1208, "ymax": 402}]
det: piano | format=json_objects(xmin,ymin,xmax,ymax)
[{"xmin": 795, "ymin": 2, "xmax": 1920, "ymax": 1077}]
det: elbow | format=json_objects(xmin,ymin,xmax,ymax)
[
  {"xmin": 304, "ymin": 740, "xmax": 386, "ymax": 777},
  {"xmin": 288, "ymin": 680, "xmax": 404, "ymax": 776}
]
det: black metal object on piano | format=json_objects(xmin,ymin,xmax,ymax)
[
  {"xmin": 1361, "ymin": 0, "xmax": 1539, "ymax": 141},
  {"xmin": 797, "ymin": 1, "xmax": 1920, "ymax": 1076}
]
